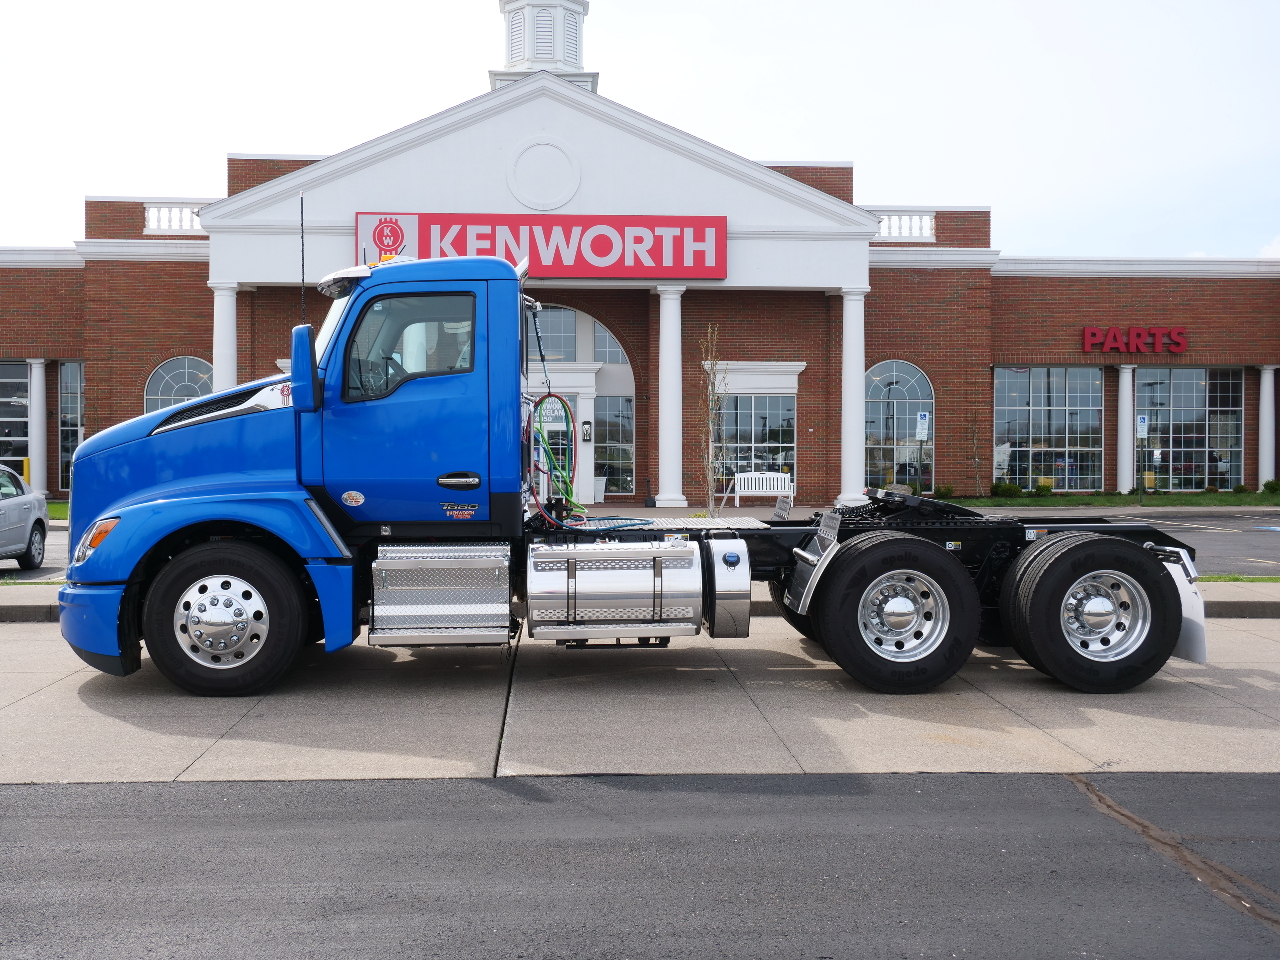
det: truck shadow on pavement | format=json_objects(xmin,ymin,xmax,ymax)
[{"xmin": 58, "ymin": 623, "xmax": 1280, "ymax": 778}]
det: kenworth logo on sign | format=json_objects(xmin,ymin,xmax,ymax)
[{"xmin": 356, "ymin": 213, "xmax": 727, "ymax": 279}]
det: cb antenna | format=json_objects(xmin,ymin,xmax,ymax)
[{"xmin": 300, "ymin": 191, "xmax": 306, "ymax": 326}]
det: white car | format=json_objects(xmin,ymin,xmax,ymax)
[{"xmin": 0, "ymin": 465, "xmax": 48, "ymax": 570}]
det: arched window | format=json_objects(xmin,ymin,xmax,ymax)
[
  {"xmin": 564, "ymin": 12, "xmax": 580, "ymax": 65},
  {"xmin": 593, "ymin": 321, "xmax": 628, "ymax": 364},
  {"xmin": 865, "ymin": 360, "xmax": 934, "ymax": 493},
  {"xmin": 508, "ymin": 10, "xmax": 524, "ymax": 63},
  {"xmin": 534, "ymin": 8, "xmax": 554, "ymax": 58},
  {"xmin": 145, "ymin": 357, "xmax": 213, "ymax": 413}
]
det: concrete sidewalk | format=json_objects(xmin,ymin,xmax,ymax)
[
  {"xmin": 2, "ymin": 615, "xmax": 1278, "ymax": 783},
  {"xmin": 7, "ymin": 579, "xmax": 1279, "ymax": 622}
]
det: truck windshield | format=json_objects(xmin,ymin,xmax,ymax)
[{"xmin": 314, "ymin": 294, "xmax": 350, "ymax": 362}]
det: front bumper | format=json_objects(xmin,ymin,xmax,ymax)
[{"xmin": 59, "ymin": 583, "xmax": 129, "ymax": 676}]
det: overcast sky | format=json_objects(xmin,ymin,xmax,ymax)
[{"xmin": 4, "ymin": 0, "xmax": 1277, "ymax": 257}]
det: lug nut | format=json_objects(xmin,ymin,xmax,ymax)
[
  {"xmin": 193, "ymin": 630, "xmax": 203, "ymax": 639},
  {"xmin": 237, "ymin": 622, "xmax": 247, "ymax": 631},
  {"xmin": 190, "ymin": 616, "xmax": 201, "ymax": 624},
  {"xmin": 197, "ymin": 603, "xmax": 206, "ymax": 612},
  {"xmin": 234, "ymin": 608, "xmax": 244, "ymax": 618},
  {"xmin": 223, "ymin": 598, "xmax": 233, "ymax": 608}
]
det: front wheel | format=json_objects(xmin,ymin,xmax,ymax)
[
  {"xmin": 16, "ymin": 524, "xmax": 45, "ymax": 570},
  {"xmin": 810, "ymin": 531, "xmax": 980, "ymax": 693},
  {"xmin": 142, "ymin": 541, "xmax": 308, "ymax": 696}
]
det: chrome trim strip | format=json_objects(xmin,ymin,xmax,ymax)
[
  {"xmin": 304, "ymin": 498, "xmax": 353, "ymax": 559},
  {"xmin": 150, "ymin": 380, "xmax": 292, "ymax": 435}
]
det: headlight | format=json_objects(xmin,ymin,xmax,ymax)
[{"xmin": 74, "ymin": 517, "xmax": 119, "ymax": 564}]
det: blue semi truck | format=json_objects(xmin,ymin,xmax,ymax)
[{"xmin": 58, "ymin": 256, "xmax": 1207, "ymax": 697}]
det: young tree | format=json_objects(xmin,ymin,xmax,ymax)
[{"xmin": 699, "ymin": 324, "xmax": 727, "ymax": 516}]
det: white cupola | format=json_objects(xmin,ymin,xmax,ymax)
[{"xmin": 489, "ymin": 0, "xmax": 598, "ymax": 93}]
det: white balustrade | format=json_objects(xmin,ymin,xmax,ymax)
[
  {"xmin": 143, "ymin": 201, "xmax": 212, "ymax": 235},
  {"xmin": 863, "ymin": 208, "xmax": 936, "ymax": 242}
]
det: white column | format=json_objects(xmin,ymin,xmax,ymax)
[
  {"xmin": 1116, "ymin": 364, "xmax": 1136, "ymax": 494},
  {"xmin": 25, "ymin": 359, "xmax": 47, "ymax": 497},
  {"xmin": 835, "ymin": 287, "xmax": 870, "ymax": 506},
  {"xmin": 1259, "ymin": 365, "xmax": 1277, "ymax": 490},
  {"xmin": 576, "ymin": 389, "xmax": 596, "ymax": 505},
  {"xmin": 209, "ymin": 281, "xmax": 240, "ymax": 392},
  {"xmin": 655, "ymin": 285, "xmax": 687, "ymax": 507}
]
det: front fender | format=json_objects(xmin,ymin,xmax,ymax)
[{"xmin": 68, "ymin": 487, "xmax": 347, "ymax": 584}]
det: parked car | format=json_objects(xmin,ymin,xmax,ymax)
[{"xmin": 0, "ymin": 465, "xmax": 48, "ymax": 570}]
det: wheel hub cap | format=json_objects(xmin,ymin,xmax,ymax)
[
  {"xmin": 857, "ymin": 570, "xmax": 950, "ymax": 663},
  {"xmin": 173, "ymin": 575, "xmax": 270, "ymax": 670},
  {"xmin": 1060, "ymin": 570, "xmax": 1150, "ymax": 662}
]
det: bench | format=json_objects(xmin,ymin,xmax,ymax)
[{"xmin": 720, "ymin": 471, "xmax": 795, "ymax": 509}]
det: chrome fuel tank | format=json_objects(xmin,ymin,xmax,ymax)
[{"xmin": 526, "ymin": 540, "xmax": 702, "ymax": 642}]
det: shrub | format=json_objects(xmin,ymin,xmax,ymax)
[
  {"xmin": 990, "ymin": 482, "xmax": 1022, "ymax": 498},
  {"xmin": 1203, "ymin": 485, "xmax": 1219, "ymax": 494},
  {"xmin": 1030, "ymin": 482, "xmax": 1054, "ymax": 498},
  {"xmin": 1264, "ymin": 479, "xmax": 1280, "ymax": 495},
  {"xmin": 935, "ymin": 484, "xmax": 954, "ymax": 499},
  {"xmin": 1233, "ymin": 484, "xmax": 1250, "ymax": 494}
]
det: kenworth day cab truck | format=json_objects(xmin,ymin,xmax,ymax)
[{"xmin": 59, "ymin": 256, "xmax": 1207, "ymax": 697}]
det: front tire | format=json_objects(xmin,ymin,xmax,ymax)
[
  {"xmin": 810, "ymin": 531, "xmax": 980, "ymax": 694},
  {"xmin": 16, "ymin": 524, "xmax": 45, "ymax": 570},
  {"xmin": 142, "ymin": 541, "xmax": 308, "ymax": 696},
  {"xmin": 1007, "ymin": 534, "xmax": 1181, "ymax": 693}
]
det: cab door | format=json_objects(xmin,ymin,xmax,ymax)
[{"xmin": 321, "ymin": 282, "xmax": 489, "ymax": 523}]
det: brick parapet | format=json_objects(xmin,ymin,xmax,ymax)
[
  {"xmin": 766, "ymin": 166, "xmax": 853, "ymax": 204},
  {"xmin": 228, "ymin": 158, "xmax": 320, "ymax": 196}
]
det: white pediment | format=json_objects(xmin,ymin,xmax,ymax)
[{"xmin": 200, "ymin": 72, "xmax": 876, "ymax": 290}]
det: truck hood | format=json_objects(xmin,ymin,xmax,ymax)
[{"xmin": 74, "ymin": 375, "xmax": 289, "ymax": 461}]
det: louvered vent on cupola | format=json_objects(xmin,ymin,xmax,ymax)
[
  {"xmin": 564, "ymin": 12, "xmax": 580, "ymax": 66},
  {"xmin": 534, "ymin": 8, "xmax": 554, "ymax": 58},
  {"xmin": 508, "ymin": 11, "xmax": 525, "ymax": 64}
]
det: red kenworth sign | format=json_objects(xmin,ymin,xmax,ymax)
[
  {"xmin": 1081, "ymin": 326, "xmax": 1188, "ymax": 353},
  {"xmin": 355, "ymin": 213, "xmax": 727, "ymax": 280}
]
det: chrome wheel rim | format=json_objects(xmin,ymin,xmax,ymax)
[
  {"xmin": 1060, "ymin": 569, "xmax": 1150, "ymax": 662},
  {"xmin": 29, "ymin": 529, "xmax": 44, "ymax": 565},
  {"xmin": 857, "ymin": 569, "xmax": 950, "ymax": 662},
  {"xmin": 172, "ymin": 575, "xmax": 270, "ymax": 670}
]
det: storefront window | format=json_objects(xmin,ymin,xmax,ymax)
[
  {"xmin": 994, "ymin": 366, "xmax": 1103, "ymax": 491},
  {"xmin": 1136, "ymin": 368, "xmax": 1242, "ymax": 490},
  {"xmin": 714, "ymin": 395, "xmax": 796, "ymax": 494},
  {"xmin": 0, "ymin": 362, "xmax": 28, "ymax": 478},
  {"xmin": 144, "ymin": 357, "xmax": 213, "ymax": 413},
  {"xmin": 525, "ymin": 306, "xmax": 576, "ymax": 362},
  {"xmin": 532, "ymin": 394, "xmax": 576, "ymax": 501},
  {"xmin": 594, "ymin": 396, "xmax": 634, "ymax": 494},
  {"xmin": 59, "ymin": 362, "xmax": 84, "ymax": 492},
  {"xmin": 866, "ymin": 360, "xmax": 933, "ymax": 493}
]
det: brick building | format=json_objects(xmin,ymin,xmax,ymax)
[{"xmin": 2, "ymin": 0, "xmax": 1278, "ymax": 506}]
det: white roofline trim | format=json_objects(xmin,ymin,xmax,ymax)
[
  {"xmin": 862, "ymin": 205, "xmax": 992, "ymax": 212},
  {"xmin": 85, "ymin": 196, "xmax": 221, "ymax": 204},
  {"xmin": 199, "ymin": 73, "xmax": 882, "ymax": 231},
  {"xmin": 870, "ymin": 247, "xmax": 1001, "ymax": 269},
  {"xmin": 0, "ymin": 248, "xmax": 84, "ymax": 269},
  {"xmin": 75, "ymin": 240, "xmax": 210, "ymax": 262},
  {"xmin": 993, "ymin": 257, "xmax": 1280, "ymax": 278},
  {"xmin": 757, "ymin": 161, "xmax": 854, "ymax": 168},
  {"xmin": 226, "ymin": 153, "xmax": 328, "ymax": 161}
]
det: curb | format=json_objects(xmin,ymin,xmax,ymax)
[{"xmin": 4, "ymin": 599, "xmax": 1279, "ymax": 624}]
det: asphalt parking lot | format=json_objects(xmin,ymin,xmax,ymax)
[
  {"xmin": 1105, "ymin": 512, "xmax": 1280, "ymax": 576},
  {"xmin": 3, "ymin": 773, "xmax": 1278, "ymax": 959}
]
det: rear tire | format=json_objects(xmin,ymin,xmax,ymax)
[
  {"xmin": 810, "ymin": 531, "xmax": 980, "ymax": 694},
  {"xmin": 16, "ymin": 524, "xmax": 45, "ymax": 570},
  {"xmin": 142, "ymin": 541, "xmax": 307, "ymax": 696},
  {"xmin": 998, "ymin": 533, "xmax": 1094, "ymax": 675},
  {"xmin": 1009, "ymin": 534, "xmax": 1181, "ymax": 693},
  {"xmin": 769, "ymin": 580, "xmax": 821, "ymax": 645}
]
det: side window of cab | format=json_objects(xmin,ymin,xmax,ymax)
[{"xmin": 344, "ymin": 294, "xmax": 476, "ymax": 401}]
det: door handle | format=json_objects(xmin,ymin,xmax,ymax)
[{"xmin": 437, "ymin": 472, "xmax": 482, "ymax": 490}]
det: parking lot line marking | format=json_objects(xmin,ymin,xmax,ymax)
[
  {"xmin": 1066, "ymin": 774, "xmax": 1280, "ymax": 934},
  {"xmin": 1110, "ymin": 516, "xmax": 1241, "ymax": 533},
  {"xmin": 1244, "ymin": 558, "xmax": 1280, "ymax": 566}
]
